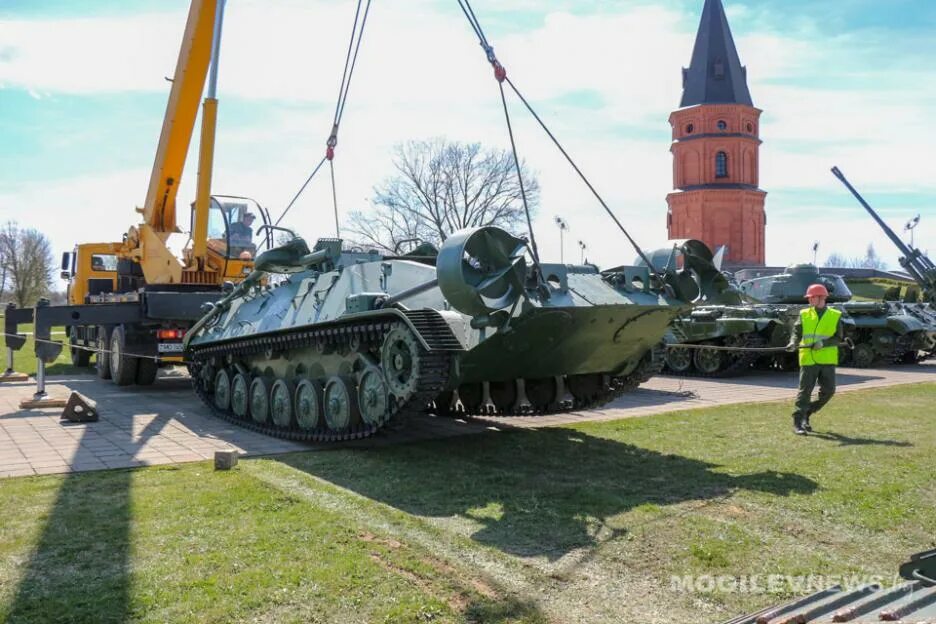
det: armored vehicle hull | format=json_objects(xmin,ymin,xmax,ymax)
[
  {"xmin": 664, "ymin": 304, "xmax": 799, "ymax": 377},
  {"xmin": 185, "ymin": 227, "xmax": 689, "ymax": 441},
  {"xmin": 663, "ymin": 262, "xmax": 853, "ymax": 377},
  {"xmin": 838, "ymin": 300, "xmax": 936, "ymax": 366}
]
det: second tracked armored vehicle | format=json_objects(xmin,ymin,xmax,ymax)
[
  {"xmin": 183, "ymin": 226, "xmax": 708, "ymax": 441},
  {"xmin": 663, "ymin": 262, "xmax": 854, "ymax": 376}
]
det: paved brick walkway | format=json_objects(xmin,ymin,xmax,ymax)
[{"xmin": 0, "ymin": 362, "xmax": 932, "ymax": 479}]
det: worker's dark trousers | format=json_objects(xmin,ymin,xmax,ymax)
[{"xmin": 793, "ymin": 364, "xmax": 836, "ymax": 423}]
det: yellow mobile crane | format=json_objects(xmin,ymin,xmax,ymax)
[{"xmin": 5, "ymin": 0, "xmax": 271, "ymax": 388}]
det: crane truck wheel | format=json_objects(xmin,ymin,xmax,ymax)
[
  {"xmin": 69, "ymin": 327, "xmax": 91, "ymax": 367},
  {"xmin": 136, "ymin": 356, "xmax": 158, "ymax": 386},
  {"xmin": 109, "ymin": 325, "xmax": 139, "ymax": 386},
  {"xmin": 96, "ymin": 326, "xmax": 112, "ymax": 380}
]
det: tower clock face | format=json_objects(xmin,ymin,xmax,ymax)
[{"xmin": 717, "ymin": 120, "xmax": 728, "ymax": 131}]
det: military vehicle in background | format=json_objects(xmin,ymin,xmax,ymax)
[
  {"xmin": 182, "ymin": 228, "xmax": 728, "ymax": 441},
  {"xmin": 830, "ymin": 167, "xmax": 936, "ymax": 365},
  {"xmin": 659, "ymin": 245, "xmax": 853, "ymax": 376}
]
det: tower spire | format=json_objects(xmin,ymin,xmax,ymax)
[{"xmin": 680, "ymin": 0, "xmax": 753, "ymax": 107}]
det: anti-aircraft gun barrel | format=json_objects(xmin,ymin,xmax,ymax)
[{"xmin": 831, "ymin": 166, "xmax": 936, "ymax": 300}]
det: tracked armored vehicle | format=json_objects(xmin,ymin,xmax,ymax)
[
  {"xmin": 664, "ymin": 261, "xmax": 853, "ymax": 377},
  {"xmin": 183, "ymin": 226, "xmax": 702, "ymax": 441}
]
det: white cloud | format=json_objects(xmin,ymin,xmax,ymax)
[{"xmin": 0, "ymin": 0, "xmax": 933, "ymax": 274}]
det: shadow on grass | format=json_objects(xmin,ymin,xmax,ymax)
[
  {"xmin": 807, "ymin": 430, "xmax": 913, "ymax": 447},
  {"xmin": 4, "ymin": 465, "xmax": 133, "ymax": 624},
  {"xmin": 278, "ymin": 427, "xmax": 818, "ymax": 560},
  {"xmin": 5, "ymin": 400, "xmax": 173, "ymax": 624}
]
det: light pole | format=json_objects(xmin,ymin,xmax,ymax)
[
  {"xmin": 554, "ymin": 216, "xmax": 570, "ymax": 264},
  {"xmin": 578, "ymin": 240, "xmax": 587, "ymax": 264},
  {"xmin": 812, "ymin": 240, "xmax": 819, "ymax": 265},
  {"xmin": 904, "ymin": 214, "xmax": 920, "ymax": 247}
]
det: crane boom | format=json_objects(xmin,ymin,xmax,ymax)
[{"xmin": 141, "ymin": 0, "xmax": 218, "ymax": 232}]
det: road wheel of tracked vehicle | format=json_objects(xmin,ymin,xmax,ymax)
[
  {"xmin": 893, "ymin": 334, "xmax": 917, "ymax": 364},
  {"xmin": 270, "ymin": 379, "xmax": 296, "ymax": 428},
  {"xmin": 693, "ymin": 345, "xmax": 723, "ymax": 376},
  {"xmin": 213, "ymin": 368, "xmax": 232, "ymax": 412},
  {"xmin": 381, "ymin": 325, "xmax": 420, "ymax": 398},
  {"xmin": 231, "ymin": 372, "xmax": 250, "ymax": 419},
  {"xmin": 838, "ymin": 345, "xmax": 852, "ymax": 367},
  {"xmin": 489, "ymin": 380, "xmax": 517, "ymax": 412},
  {"xmin": 525, "ymin": 378, "xmax": 557, "ymax": 411},
  {"xmin": 109, "ymin": 326, "xmax": 139, "ymax": 386},
  {"xmin": 664, "ymin": 346, "xmax": 693, "ymax": 374},
  {"xmin": 294, "ymin": 379, "xmax": 323, "ymax": 430},
  {"xmin": 431, "ymin": 391, "xmax": 456, "ymax": 416},
  {"xmin": 324, "ymin": 376, "xmax": 359, "ymax": 431},
  {"xmin": 249, "ymin": 377, "xmax": 273, "ymax": 425},
  {"xmin": 358, "ymin": 367, "xmax": 390, "ymax": 426},
  {"xmin": 568, "ymin": 374, "xmax": 604, "ymax": 404},
  {"xmin": 69, "ymin": 327, "xmax": 91, "ymax": 367},
  {"xmin": 457, "ymin": 383, "xmax": 483, "ymax": 413},
  {"xmin": 96, "ymin": 326, "xmax": 112, "ymax": 379},
  {"xmin": 851, "ymin": 343, "xmax": 876, "ymax": 368}
]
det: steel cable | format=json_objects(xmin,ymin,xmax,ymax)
[
  {"xmin": 454, "ymin": 0, "xmax": 662, "ymax": 281},
  {"xmin": 3, "ymin": 332, "xmax": 163, "ymax": 362},
  {"xmin": 274, "ymin": 0, "xmax": 372, "ymax": 230}
]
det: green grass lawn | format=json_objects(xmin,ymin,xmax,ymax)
[{"xmin": 1, "ymin": 383, "xmax": 934, "ymax": 623}]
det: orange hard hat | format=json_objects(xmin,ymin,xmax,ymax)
[{"xmin": 805, "ymin": 283, "xmax": 829, "ymax": 297}]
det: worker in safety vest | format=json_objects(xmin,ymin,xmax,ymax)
[{"xmin": 786, "ymin": 283, "xmax": 844, "ymax": 435}]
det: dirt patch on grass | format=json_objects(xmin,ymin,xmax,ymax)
[{"xmin": 358, "ymin": 530, "xmax": 403, "ymax": 549}]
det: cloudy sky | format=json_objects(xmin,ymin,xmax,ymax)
[{"xmin": 1, "ymin": 0, "xmax": 933, "ymax": 275}]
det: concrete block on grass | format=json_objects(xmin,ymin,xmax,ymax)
[{"xmin": 214, "ymin": 449, "xmax": 239, "ymax": 470}]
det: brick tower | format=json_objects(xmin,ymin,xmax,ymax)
[{"xmin": 666, "ymin": 0, "xmax": 766, "ymax": 266}]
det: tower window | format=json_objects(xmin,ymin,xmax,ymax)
[
  {"xmin": 715, "ymin": 152, "xmax": 728, "ymax": 178},
  {"xmin": 717, "ymin": 120, "xmax": 728, "ymax": 131},
  {"xmin": 713, "ymin": 58, "xmax": 725, "ymax": 79},
  {"xmin": 746, "ymin": 122, "xmax": 754, "ymax": 133},
  {"xmin": 686, "ymin": 123, "xmax": 694, "ymax": 134}
]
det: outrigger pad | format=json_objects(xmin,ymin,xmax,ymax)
[{"xmin": 61, "ymin": 392, "xmax": 99, "ymax": 422}]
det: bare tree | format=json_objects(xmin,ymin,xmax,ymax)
[
  {"xmin": 0, "ymin": 221, "xmax": 55, "ymax": 307},
  {"xmin": 858, "ymin": 243, "xmax": 887, "ymax": 270},
  {"xmin": 823, "ymin": 244, "xmax": 888, "ymax": 270},
  {"xmin": 347, "ymin": 138, "xmax": 539, "ymax": 252},
  {"xmin": 824, "ymin": 252, "xmax": 848, "ymax": 267},
  {"xmin": 0, "ymin": 238, "xmax": 6, "ymax": 302}
]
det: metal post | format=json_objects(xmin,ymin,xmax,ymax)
[
  {"xmin": 33, "ymin": 356, "xmax": 47, "ymax": 401},
  {"xmin": 4, "ymin": 346, "xmax": 12, "ymax": 375}
]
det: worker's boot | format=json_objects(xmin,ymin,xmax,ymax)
[
  {"xmin": 802, "ymin": 414, "xmax": 813, "ymax": 433},
  {"xmin": 793, "ymin": 418, "xmax": 807, "ymax": 435}
]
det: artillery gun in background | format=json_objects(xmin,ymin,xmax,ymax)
[
  {"xmin": 830, "ymin": 167, "xmax": 936, "ymax": 365},
  {"xmin": 182, "ymin": 226, "xmax": 724, "ymax": 442},
  {"xmin": 661, "ymin": 256, "xmax": 853, "ymax": 376}
]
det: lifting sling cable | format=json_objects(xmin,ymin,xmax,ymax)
[
  {"xmin": 456, "ymin": 0, "xmax": 540, "ymax": 266},
  {"xmin": 274, "ymin": 0, "xmax": 372, "ymax": 232},
  {"xmin": 455, "ymin": 0, "xmax": 663, "ymax": 281}
]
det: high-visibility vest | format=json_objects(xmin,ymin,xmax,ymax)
[{"xmin": 798, "ymin": 307, "xmax": 841, "ymax": 366}]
